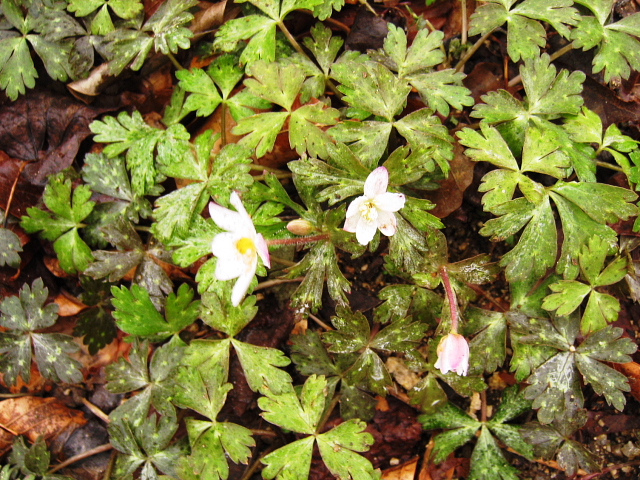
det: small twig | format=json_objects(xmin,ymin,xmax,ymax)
[
  {"xmin": 359, "ymin": 0, "xmax": 378, "ymax": 16},
  {"xmin": 461, "ymin": 0, "xmax": 468, "ymax": 45},
  {"xmin": 578, "ymin": 460, "xmax": 640, "ymax": 479},
  {"xmin": 250, "ymin": 429, "xmax": 278, "ymax": 437},
  {"xmin": 309, "ymin": 313, "xmax": 334, "ymax": 331},
  {"xmin": 82, "ymin": 398, "xmax": 110, "ymax": 424},
  {"xmin": 455, "ymin": 29, "xmax": 495, "ymax": 73},
  {"xmin": 480, "ymin": 390, "xmax": 488, "ymax": 423},
  {"xmin": 239, "ymin": 446, "xmax": 276, "ymax": 480},
  {"xmin": 48, "ymin": 444, "xmax": 114, "ymax": 474},
  {"xmin": 255, "ymin": 277, "xmax": 304, "ymax": 290},
  {"xmin": 3, "ymin": 161, "xmax": 28, "ymax": 228},
  {"xmin": 102, "ymin": 449, "xmax": 117, "ymax": 480},
  {"xmin": 267, "ymin": 234, "xmax": 330, "ymax": 246}
]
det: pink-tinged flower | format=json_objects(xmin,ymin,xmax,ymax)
[
  {"xmin": 434, "ymin": 333, "xmax": 469, "ymax": 376},
  {"xmin": 344, "ymin": 166, "xmax": 406, "ymax": 245},
  {"xmin": 209, "ymin": 192, "xmax": 270, "ymax": 307}
]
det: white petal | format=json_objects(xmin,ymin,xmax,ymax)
[
  {"xmin": 211, "ymin": 232, "xmax": 239, "ymax": 257},
  {"xmin": 375, "ymin": 192, "xmax": 405, "ymax": 212},
  {"xmin": 229, "ymin": 192, "xmax": 255, "ymax": 230},
  {"xmin": 355, "ymin": 217, "xmax": 377, "ymax": 245},
  {"xmin": 343, "ymin": 212, "xmax": 361, "ymax": 232},
  {"xmin": 364, "ymin": 167, "xmax": 388, "ymax": 198},
  {"xmin": 377, "ymin": 211, "xmax": 397, "ymax": 237},
  {"xmin": 231, "ymin": 269, "xmax": 255, "ymax": 307},
  {"xmin": 256, "ymin": 233, "xmax": 271, "ymax": 268},
  {"xmin": 209, "ymin": 202, "xmax": 244, "ymax": 232},
  {"xmin": 346, "ymin": 196, "xmax": 366, "ymax": 219},
  {"xmin": 215, "ymin": 254, "xmax": 243, "ymax": 281}
]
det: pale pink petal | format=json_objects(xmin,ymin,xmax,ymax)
[
  {"xmin": 209, "ymin": 202, "xmax": 245, "ymax": 232},
  {"xmin": 435, "ymin": 334, "xmax": 469, "ymax": 376},
  {"xmin": 256, "ymin": 234, "xmax": 271, "ymax": 268},
  {"xmin": 231, "ymin": 269, "xmax": 255, "ymax": 306},
  {"xmin": 343, "ymin": 212, "xmax": 361, "ymax": 232},
  {"xmin": 230, "ymin": 191, "xmax": 255, "ymax": 232},
  {"xmin": 364, "ymin": 167, "xmax": 389, "ymax": 198},
  {"xmin": 346, "ymin": 196, "xmax": 366, "ymax": 219},
  {"xmin": 355, "ymin": 217, "xmax": 377, "ymax": 245},
  {"xmin": 377, "ymin": 211, "xmax": 397, "ymax": 237},
  {"xmin": 375, "ymin": 192, "xmax": 406, "ymax": 212}
]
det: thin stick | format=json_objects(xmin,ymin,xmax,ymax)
[
  {"xmin": 480, "ymin": 390, "xmax": 488, "ymax": 423},
  {"xmin": 455, "ymin": 29, "xmax": 495, "ymax": 73},
  {"xmin": 316, "ymin": 393, "xmax": 341, "ymax": 433},
  {"xmin": 239, "ymin": 446, "xmax": 276, "ymax": 480},
  {"xmin": 250, "ymin": 429, "xmax": 278, "ymax": 437},
  {"xmin": 277, "ymin": 21, "xmax": 305, "ymax": 57},
  {"xmin": 48, "ymin": 444, "xmax": 114, "ymax": 474},
  {"xmin": 82, "ymin": 398, "xmax": 110, "ymax": 424},
  {"xmin": 3, "ymin": 161, "xmax": 28, "ymax": 228},
  {"xmin": 596, "ymin": 161, "xmax": 624, "ymax": 172},
  {"xmin": 309, "ymin": 313, "xmax": 333, "ymax": 330},
  {"xmin": 255, "ymin": 277, "xmax": 304, "ymax": 290},
  {"xmin": 461, "ymin": 0, "xmax": 468, "ymax": 45}
]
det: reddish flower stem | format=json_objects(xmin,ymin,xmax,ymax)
[
  {"xmin": 267, "ymin": 234, "xmax": 329, "ymax": 246},
  {"xmin": 440, "ymin": 265, "xmax": 459, "ymax": 332}
]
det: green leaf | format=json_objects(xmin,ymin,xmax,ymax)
[
  {"xmin": 541, "ymin": 281, "xmax": 591, "ymax": 316},
  {"xmin": 469, "ymin": 0, "xmax": 578, "ymax": 61},
  {"xmin": 107, "ymin": 337, "xmax": 185, "ymax": 421},
  {"xmin": 289, "ymin": 102, "xmax": 340, "ymax": 158},
  {"xmin": 111, "ymin": 284, "xmax": 168, "ymax": 338},
  {"xmin": 259, "ymin": 374, "xmax": 327, "ymax": 434},
  {"xmin": 552, "ymin": 181, "xmax": 638, "ymax": 223},
  {"xmin": 200, "ymin": 275, "xmax": 258, "ymax": 337},
  {"xmin": 469, "ymin": 426, "xmax": 521, "ymax": 480},
  {"xmin": 261, "ymin": 437, "xmax": 315, "ymax": 480},
  {"xmin": 0, "ymin": 228, "xmax": 22, "ymax": 268},
  {"xmin": 109, "ymin": 413, "xmax": 188, "ymax": 480},
  {"xmin": 323, "ymin": 307, "xmax": 370, "ymax": 354},
  {"xmin": 332, "ymin": 60, "xmax": 410, "ymax": 121},
  {"xmin": 408, "ymin": 373, "xmax": 448, "ymax": 414},
  {"xmin": 214, "ymin": 15, "xmax": 277, "ymax": 66},
  {"xmin": 0, "ymin": 35, "xmax": 37, "ymax": 101},
  {"xmin": 90, "ymin": 111, "xmax": 166, "ymax": 195},
  {"xmin": 464, "ymin": 307, "xmax": 507, "ymax": 374},
  {"xmin": 0, "ymin": 278, "xmax": 82, "ymax": 386},
  {"xmin": 316, "ymin": 420, "xmax": 378, "ymax": 480},
  {"xmin": 231, "ymin": 338, "xmax": 292, "ymax": 395}
]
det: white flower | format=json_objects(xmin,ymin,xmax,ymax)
[
  {"xmin": 344, "ymin": 166, "xmax": 406, "ymax": 245},
  {"xmin": 434, "ymin": 333, "xmax": 470, "ymax": 376},
  {"xmin": 209, "ymin": 192, "xmax": 270, "ymax": 307}
]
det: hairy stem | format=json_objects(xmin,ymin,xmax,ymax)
[
  {"xmin": 440, "ymin": 265, "xmax": 459, "ymax": 332},
  {"xmin": 267, "ymin": 234, "xmax": 330, "ymax": 246}
]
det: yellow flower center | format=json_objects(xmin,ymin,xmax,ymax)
[
  {"xmin": 359, "ymin": 200, "xmax": 378, "ymax": 223},
  {"xmin": 237, "ymin": 237, "xmax": 256, "ymax": 255}
]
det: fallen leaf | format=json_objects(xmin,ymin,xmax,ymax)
[
  {"xmin": 382, "ymin": 456, "xmax": 419, "ymax": 480},
  {"xmin": 422, "ymin": 141, "xmax": 475, "ymax": 218},
  {"xmin": 0, "ymin": 90, "xmax": 112, "ymax": 185},
  {"xmin": 0, "ymin": 153, "xmax": 42, "ymax": 217},
  {"xmin": 614, "ymin": 361, "xmax": 640, "ymax": 402},
  {"xmin": 0, "ymin": 396, "xmax": 87, "ymax": 456},
  {"xmin": 54, "ymin": 292, "xmax": 89, "ymax": 317}
]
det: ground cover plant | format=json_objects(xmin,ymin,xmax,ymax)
[{"xmin": 2, "ymin": 0, "xmax": 640, "ymax": 479}]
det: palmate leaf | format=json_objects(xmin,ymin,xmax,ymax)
[
  {"xmin": 90, "ymin": 111, "xmax": 166, "ymax": 196},
  {"xmin": 111, "ymin": 283, "xmax": 200, "ymax": 340},
  {"xmin": 109, "ymin": 413, "xmax": 189, "ymax": 480},
  {"xmin": 106, "ymin": 0, "xmax": 197, "ymax": 75},
  {"xmin": 469, "ymin": 0, "xmax": 578, "ymax": 61},
  {"xmin": 175, "ymin": 341, "xmax": 254, "ymax": 480},
  {"xmin": 21, "ymin": 173, "xmax": 95, "ymax": 274},
  {"xmin": 259, "ymin": 375, "xmax": 378, "ymax": 480},
  {"xmin": 0, "ymin": 278, "xmax": 82, "ymax": 385},
  {"xmin": 0, "ymin": 228, "xmax": 22, "ymax": 268},
  {"xmin": 472, "ymin": 54, "xmax": 585, "ymax": 125},
  {"xmin": 107, "ymin": 337, "xmax": 185, "ymax": 422}
]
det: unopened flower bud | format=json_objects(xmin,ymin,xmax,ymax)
[
  {"xmin": 434, "ymin": 333, "xmax": 469, "ymax": 376},
  {"xmin": 287, "ymin": 219, "xmax": 314, "ymax": 236}
]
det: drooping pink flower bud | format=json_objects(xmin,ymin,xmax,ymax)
[{"xmin": 434, "ymin": 333, "xmax": 469, "ymax": 376}]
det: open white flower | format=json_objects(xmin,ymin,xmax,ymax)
[
  {"xmin": 344, "ymin": 166, "xmax": 406, "ymax": 245},
  {"xmin": 209, "ymin": 192, "xmax": 270, "ymax": 306}
]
